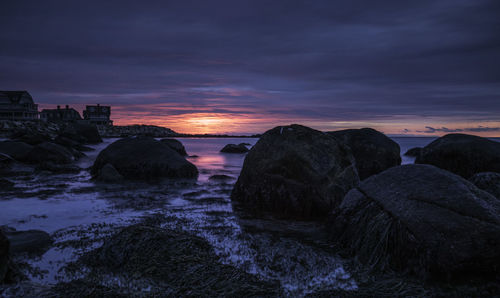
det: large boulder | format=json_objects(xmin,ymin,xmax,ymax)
[
  {"xmin": 24, "ymin": 142, "xmax": 75, "ymax": 164},
  {"xmin": 59, "ymin": 123, "xmax": 102, "ymax": 144},
  {"xmin": 91, "ymin": 137, "xmax": 198, "ymax": 180},
  {"xmin": 327, "ymin": 128, "xmax": 401, "ymax": 180},
  {"xmin": 220, "ymin": 143, "xmax": 249, "ymax": 153},
  {"xmin": 415, "ymin": 133, "xmax": 500, "ymax": 178},
  {"xmin": 10, "ymin": 130, "xmax": 52, "ymax": 145},
  {"xmin": 404, "ymin": 147, "xmax": 422, "ymax": 157},
  {"xmin": 0, "ymin": 230, "xmax": 8, "ymax": 283},
  {"xmin": 0, "ymin": 141, "xmax": 33, "ymax": 161},
  {"xmin": 330, "ymin": 164, "xmax": 500, "ymax": 280},
  {"xmin": 2, "ymin": 228, "xmax": 52, "ymax": 256},
  {"xmin": 160, "ymin": 138, "xmax": 187, "ymax": 156},
  {"xmin": 94, "ymin": 163, "xmax": 124, "ymax": 182},
  {"xmin": 0, "ymin": 153, "xmax": 14, "ymax": 170},
  {"xmin": 231, "ymin": 124, "xmax": 359, "ymax": 219},
  {"xmin": 469, "ymin": 172, "xmax": 500, "ymax": 199}
]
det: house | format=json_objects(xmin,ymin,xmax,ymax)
[
  {"xmin": 83, "ymin": 104, "xmax": 113, "ymax": 125},
  {"xmin": 0, "ymin": 91, "xmax": 39, "ymax": 120},
  {"xmin": 40, "ymin": 105, "xmax": 83, "ymax": 123}
]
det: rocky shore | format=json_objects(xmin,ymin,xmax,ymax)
[{"xmin": 1, "ymin": 122, "xmax": 499, "ymax": 296}]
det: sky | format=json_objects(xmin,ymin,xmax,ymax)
[{"xmin": 1, "ymin": 0, "xmax": 499, "ymax": 136}]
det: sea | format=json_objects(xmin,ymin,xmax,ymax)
[{"xmin": 0, "ymin": 137, "xmax": 495, "ymax": 295}]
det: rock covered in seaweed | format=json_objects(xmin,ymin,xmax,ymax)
[
  {"xmin": 52, "ymin": 224, "xmax": 282, "ymax": 297},
  {"xmin": 330, "ymin": 164, "xmax": 500, "ymax": 280},
  {"xmin": 469, "ymin": 172, "xmax": 500, "ymax": 199},
  {"xmin": 91, "ymin": 137, "xmax": 198, "ymax": 181},
  {"xmin": 232, "ymin": 124, "xmax": 359, "ymax": 219},
  {"xmin": 327, "ymin": 128, "xmax": 401, "ymax": 180},
  {"xmin": 415, "ymin": 133, "xmax": 500, "ymax": 178}
]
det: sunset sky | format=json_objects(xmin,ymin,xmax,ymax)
[{"xmin": 2, "ymin": 1, "xmax": 499, "ymax": 136}]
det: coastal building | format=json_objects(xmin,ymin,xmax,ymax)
[
  {"xmin": 83, "ymin": 104, "xmax": 113, "ymax": 126},
  {"xmin": 0, "ymin": 91, "xmax": 39, "ymax": 121},
  {"xmin": 40, "ymin": 105, "xmax": 83, "ymax": 123}
]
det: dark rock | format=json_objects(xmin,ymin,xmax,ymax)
[
  {"xmin": 0, "ymin": 230, "xmax": 8, "ymax": 282},
  {"xmin": 232, "ymin": 124, "xmax": 359, "ymax": 219},
  {"xmin": 0, "ymin": 141, "xmax": 33, "ymax": 161},
  {"xmin": 11, "ymin": 131, "xmax": 52, "ymax": 145},
  {"xmin": 36, "ymin": 162, "xmax": 82, "ymax": 174},
  {"xmin": 0, "ymin": 153, "xmax": 14, "ymax": 170},
  {"xmin": 330, "ymin": 164, "xmax": 500, "ymax": 280},
  {"xmin": 404, "ymin": 147, "xmax": 422, "ymax": 157},
  {"xmin": 24, "ymin": 142, "xmax": 75, "ymax": 164},
  {"xmin": 91, "ymin": 137, "xmax": 198, "ymax": 180},
  {"xmin": 220, "ymin": 143, "xmax": 249, "ymax": 153},
  {"xmin": 209, "ymin": 174, "xmax": 234, "ymax": 181},
  {"xmin": 95, "ymin": 163, "xmax": 124, "ymax": 182},
  {"xmin": 2, "ymin": 228, "xmax": 52, "ymax": 256},
  {"xmin": 328, "ymin": 128, "xmax": 401, "ymax": 180},
  {"xmin": 59, "ymin": 123, "xmax": 102, "ymax": 144},
  {"xmin": 72, "ymin": 224, "xmax": 281, "ymax": 296},
  {"xmin": 469, "ymin": 172, "xmax": 500, "ymax": 198},
  {"xmin": 55, "ymin": 135, "xmax": 94, "ymax": 152},
  {"xmin": 0, "ymin": 178, "xmax": 14, "ymax": 189},
  {"xmin": 160, "ymin": 138, "xmax": 188, "ymax": 156},
  {"xmin": 415, "ymin": 133, "xmax": 500, "ymax": 178}
]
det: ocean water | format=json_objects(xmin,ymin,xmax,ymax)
[{"xmin": 0, "ymin": 136, "xmax": 478, "ymax": 295}]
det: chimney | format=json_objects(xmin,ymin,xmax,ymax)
[
  {"xmin": 57, "ymin": 105, "xmax": 60, "ymax": 109},
  {"xmin": 65, "ymin": 105, "xmax": 69, "ymax": 109}
]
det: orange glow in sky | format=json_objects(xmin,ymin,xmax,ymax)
[{"xmin": 39, "ymin": 103, "xmax": 500, "ymax": 137}]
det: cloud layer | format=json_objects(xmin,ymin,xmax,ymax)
[{"xmin": 1, "ymin": 0, "xmax": 499, "ymax": 134}]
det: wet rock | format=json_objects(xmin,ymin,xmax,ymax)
[
  {"xmin": 232, "ymin": 124, "xmax": 359, "ymax": 219},
  {"xmin": 36, "ymin": 162, "xmax": 82, "ymax": 174},
  {"xmin": 160, "ymin": 138, "xmax": 188, "ymax": 156},
  {"xmin": 0, "ymin": 230, "xmax": 8, "ymax": 283},
  {"xmin": 328, "ymin": 128, "xmax": 401, "ymax": 180},
  {"xmin": 24, "ymin": 142, "xmax": 75, "ymax": 164},
  {"xmin": 415, "ymin": 133, "xmax": 500, "ymax": 178},
  {"xmin": 209, "ymin": 174, "xmax": 234, "ymax": 181},
  {"xmin": 2, "ymin": 228, "xmax": 52, "ymax": 256},
  {"xmin": 69, "ymin": 224, "xmax": 281, "ymax": 296},
  {"xmin": 11, "ymin": 131, "xmax": 52, "ymax": 145},
  {"xmin": 91, "ymin": 137, "xmax": 198, "ymax": 180},
  {"xmin": 95, "ymin": 163, "xmax": 124, "ymax": 182},
  {"xmin": 0, "ymin": 153, "xmax": 14, "ymax": 170},
  {"xmin": 469, "ymin": 172, "xmax": 500, "ymax": 198},
  {"xmin": 220, "ymin": 143, "xmax": 249, "ymax": 153},
  {"xmin": 0, "ymin": 141, "xmax": 33, "ymax": 161},
  {"xmin": 0, "ymin": 178, "xmax": 14, "ymax": 189},
  {"xmin": 404, "ymin": 147, "xmax": 422, "ymax": 157},
  {"xmin": 59, "ymin": 123, "xmax": 102, "ymax": 144},
  {"xmin": 330, "ymin": 164, "xmax": 500, "ymax": 280}
]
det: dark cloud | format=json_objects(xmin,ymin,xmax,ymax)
[
  {"xmin": 0, "ymin": 0, "xmax": 499, "ymax": 132},
  {"xmin": 416, "ymin": 126, "xmax": 500, "ymax": 133}
]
